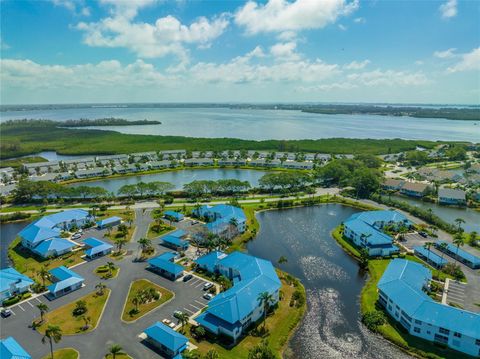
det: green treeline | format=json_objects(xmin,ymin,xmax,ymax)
[{"xmin": 1, "ymin": 119, "xmax": 445, "ymax": 159}]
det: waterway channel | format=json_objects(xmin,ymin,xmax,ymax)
[{"xmin": 247, "ymin": 204, "xmax": 411, "ymax": 359}]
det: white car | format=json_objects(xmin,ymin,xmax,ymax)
[
  {"xmin": 203, "ymin": 282, "xmax": 214, "ymax": 291},
  {"xmin": 72, "ymin": 233, "xmax": 81, "ymax": 240},
  {"xmin": 162, "ymin": 318, "xmax": 171, "ymax": 325},
  {"xmin": 203, "ymin": 293, "xmax": 214, "ymax": 300},
  {"xmin": 169, "ymin": 322, "xmax": 176, "ymax": 328}
]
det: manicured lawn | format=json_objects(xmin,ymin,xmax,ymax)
[
  {"xmin": 187, "ymin": 271, "xmax": 306, "ymax": 358},
  {"xmin": 361, "ymin": 258, "xmax": 472, "ymax": 359},
  {"xmin": 122, "ymin": 279, "xmax": 174, "ymax": 322},
  {"xmin": 41, "ymin": 348, "xmax": 79, "ymax": 359},
  {"xmin": 94, "ymin": 264, "xmax": 120, "ymax": 279},
  {"xmin": 8, "ymin": 236, "xmax": 85, "ymax": 283},
  {"xmin": 37, "ymin": 290, "xmax": 110, "ymax": 335},
  {"xmin": 331, "ymin": 225, "xmax": 361, "ymax": 258},
  {"xmin": 147, "ymin": 221, "xmax": 175, "ymax": 239}
]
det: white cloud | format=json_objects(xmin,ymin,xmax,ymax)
[
  {"xmin": 353, "ymin": 17, "xmax": 366, "ymax": 24},
  {"xmin": 415, "ymin": 60, "xmax": 424, "ymax": 66},
  {"xmin": 0, "ymin": 58, "xmax": 169, "ymax": 90},
  {"xmin": 50, "ymin": 0, "xmax": 90, "ymax": 16},
  {"xmin": 439, "ymin": 0, "xmax": 457, "ymax": 19},
  {"xmin": 433, "ymin": 48, "xmax": 457, "ymax": 59},
  {"xmin": 235, "ymin": 0, "xmax": 359, "ymax": 35},
  {"xmin": 338, "ymin": 24, "xmax": 347, "ymax": 31},
  {"xmin": 347, "ymin": 69, "xmax": 428, "ymax": 86},
  {"xmin": 277, "ymin": 31, "xmax": 297, "ymax": 41},
  {"xmin": 76, "ymin": 2, "xmax": 229, "ymax": 60},
  {"xmin": 270, "ymin": 42, "xmax": 301, "ymax": 61},
  {"xmin": 447, "ymin": 47, "xmax": 480, "ymax": 73},
  {"xmin": 344, "ymin": 60, "xmax": 370, "ymax": 70}
]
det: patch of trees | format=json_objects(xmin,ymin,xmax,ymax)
[
  {"xmin": 12, "ymin": 180, "xmax": 110, "ymax": 203},
  {"xmin": 183, "ymin": 179, "xmax": 251, "ymax": 198},
  {"xmin": 258, "ymin": 172, "xmax": 311, "ymax": 193},
  {"xmin": 316, "ymin": 155, "xmax": 382, "ymax": 198},
  {"xmin": 118, "ymin": 181, "xmax": 174, "ymax": 198},
  {"xmin": 61, "ymin": 118, "xmax": 162, "ymax": 127}
]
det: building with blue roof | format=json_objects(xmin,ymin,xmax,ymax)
[
  {"xmin": 83, "ymin": 237, "xmax": 113, "ymax": 259},
  {"xmin": 148, "ymin": 253, "xmax": 184, "ymax": 280},
  {"xmin": 47, "ymin": 266, "xmax": 84, "ymax": 298},
  {"xmin": 378, "ymin": 259, "xmax": 480, "ymax": 357},
  {"xmin": 194, "ymin": 204, "xmax": 246, "ymax": 237},
  {"xmin": 160, "ymin": 230, "xmax": 189, "ymax": 251},
  {"xmin": 144, "ymin": 322, "xmax": 189, "ymax": 358},
  {"xmin": 195, "ymin": 251, "xmax": 281, "ymax": 342},
  {"xmin": 194, "ymin": 251, "xmax": 227, "ymax": 273},
  {"xmin": 434, "ymin": 241, "xmax": 480, "ymax": 269},
  {"xmin": 414, "ymin": 246, "xmax": 448, "ymax": 268},
  {"xmin": 19, "ymin": 209, "xmax": 90, "ymax": 258},
  {"xmin": 0, "ymin": 267, "xmax": 34, "ymax": 304},
  {"xmin": 0, "ymin": 337, "xmax": 31, "ymax": 359},
  {"xmin": 343, "ymin": 210, "xmax": 409, "ymax": 256},
  {"xmin": 97, "ymin": 216, "xmax": 122, "ymax": 229},
  {"xmin": 164, "ymin": 210, "xmax": 184, "ymax": 222}
]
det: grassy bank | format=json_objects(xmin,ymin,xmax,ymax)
[
  {"xmin": 41, "ymin": 348, "xmax": 79, "ymax": 359},
  {"xmin": 1, "ymin": 120, "xmax": 443, "ymax": 158}
]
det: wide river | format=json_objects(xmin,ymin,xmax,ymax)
[
  {"xmin": 68, "ymin": 168, "xmax": 270, "ymax": 193},
  {"xmin": 247, "ymin": 205, "xmax": 411, "ymax": 359},
  {"xmin": 1, "ymin": 107, "xmax": 479, "ymax": 142}
]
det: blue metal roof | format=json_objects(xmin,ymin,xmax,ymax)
[
  {"xmin": 148, "ymin": 255, "xmax": 184, "ymax": 275},
  {"xmin": 83, "ymin": 237, "xmax": 113, "ymax": 256},
  {"xmin": 18, "ymin": 224, "xmax": 60, "ymax": 245},
  {"xmin": 436, "ymin": 241, "xmax": 480, "ymax": 265},
  {"xmin": 144, "ymin": 322, "xmax": 188, "ymax": 352},
  {"xmin": 97, "ymin": 216, "xmax": 122, "ymax": 226},
  {"xmin": 194, "ymin": 251, "xmax": 227, "ymax": 272},
  {"xmin": 195, "ymin": 312, "xmax": 242, "ymax": 333},
  {"xmin": 0, "ymin": 268, "xmax": 34, "ymax": 293},
  {"xmin": 161, "ymin": 235, "xmax": 188, "ymax": 248},
  {"xmin": 196, "ymin": 205, "xmax": 246, "ymax": 233},
  {"xmin": 169, "ymin": 229, "xmax": 186, "ymax": 238},
  {"xmin": 47, "ymin": 266, "xmax": 84, "ymax": 294},
  {"xmin": 19, "ymin": 209, "xmax": 89, "ymax": 245},
  {"xmin": 164, "ymin": 211, "xmax": 184, "ymax": 220},
  {"xmin": 378, "ymin": 259, "xmax": 480, "ymax": 338},
  {"xmin": 349, "ymin": 210, "xmax": 409, "ymax": 226},
  {"xmin": 344, "ymin": 218, "xmax": 393, "ymax": 246},
  {"xmin": 204, "ymin": 252, "xmax": 281, "ymax": 324},
  {"xmin": 34, "ymin": 237, "xmax": 76, "ymax": 256},
  {"xmin": 414, "ymin": 246, "xmax": 448, "ymax": 267},
  {"xmin": 0, "ymin": 337, "xmax": 31, "ymax": 359}
]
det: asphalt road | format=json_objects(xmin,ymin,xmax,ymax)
[{"xmin": 1, "ymin": 210, "xmax": 213, "ymax": 359}]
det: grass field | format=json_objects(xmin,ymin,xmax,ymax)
[
  {"xmin": 8, "ymin": 236, "xmax": 85, "ymax": 283},
  {"xmin": 0, "ymin": 156, "xmax": 47, "ymax": 169},
  {"xmin": 37, "ymin": 290, "xmax": 110, "ymax": 335},
  {"xmin": 41, "ymin": 348, "xmax": 79, "ymax": 359},
  {"xmin": 0, "ymin": 120, "xmax": 442, "ymax": 159},
  {"xmin": 94, "ymin": 264, "xmax": 120, "ymax": 280},
  {"xmin": 122, "ymin": 279, "xmax": 174, "ymax": 322},
  {"xmin": 187, "ymin": 271, "xmax": 306, "ymax": 358}
]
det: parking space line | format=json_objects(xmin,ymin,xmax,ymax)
[
  {"xmin": 183, "ymin": 307, "xmax": 195, "ymax": 314},
  {"xmin": 35, "ymin": 297, "xmax": 42, "ymax": 303},
  {"xmin": 195, "ymin": 282, "xmax": 205, "ymax": 288},
  {"xmin": 447, "ymin": 294, "xmax": 464, "ymax": 302},
  {"xmin": 189, "ymin": 303, "xmax": 201, "ymax": 311},
  {"xmin": 26, "ymin": 301, "xmax": 34, "ymax": 307},
  {"xmin": 190, "ymin": 279, "xmax": 201, "ymax": 286},
  {"xmin": 194, "ymin": 299, "xmax": 206, "ymax": 306},
  {"xmin": 17, "ymin": 304, "xmax": 25, "ymax": 311}
]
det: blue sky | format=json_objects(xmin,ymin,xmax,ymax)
[{"xmin": 1, "ymin": 0, "xmax": 479, "ymax": 104}]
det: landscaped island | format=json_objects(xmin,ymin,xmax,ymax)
[{"xmin": 60, "ymin": 118, "xmax": 162, "ymax": 127}]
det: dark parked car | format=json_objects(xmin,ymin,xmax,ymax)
[
  {"xmin": 418, "ymin": 231, "xmax": 428, "ymax": 238},
  {"xmin": 1, "ymin": 308, "xmax": 12, "ymax": 318},
  {"xmin": 183, "ymin": 274, "xmax": 193, "ymax": 282}
]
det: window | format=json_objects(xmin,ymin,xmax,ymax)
[
  {"xmin": 388, "ymin": 305, "xmax": 392, "ymax": 311},
  {"xmin": 439, "ymin": 327, "xmax": 450, "ymax": 335},
  {"xmin": 434, "ymin": 334, "xmax": 449, "ymax": 345},
  {"xmin": 476, "ymin": 339, "xmax": 480, "ymax": 346},
  {"xmin": 414, "ymin": 319, "xmax": 422, "ymax": 325},
  {"xmin": 453, "ymin": 332, "xmax": 462, "ymax": 338},
  {"xmin": 414, "ymin": 327, "xmax": 421, "ymax": 334},
  {"xmin": 427, "ymin": 331, "xmax": 431, "ymax": 335}
]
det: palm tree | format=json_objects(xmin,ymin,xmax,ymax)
[
  {"xmin": 205, "ymin": 349, "xmax": 220, "ymax": 359},
  {"xmin": 42, "ymin": 325, "xmax": 62, "ymax": 359},
  {"xmin": 454, "ymin": 218, "xmax": 465, "ymax": 233},
  {"xmin": 108, "ymin": 343, "xmax": 124, "ymax": 359},
  {"xmin": 178, "ymin": 312, "xmax": 190, "ymax": 333},
  {"xmin": 453, "ymin": 234, "xmax": 465, "ymax": 265},
  {"xmin": 423, "ymin": 242, "xmax": 434, "ymax": 265},
  {"xmin": 138, "ymin": 237, "xmax": 152, "ymax": 254},
  {"xmin": 115, "ymin": 238, "xmax": 127, "ymax": 253},
  {"xmin": 37, "ymin": 265, "xmax": 50, "ymax": 287},
  {"xmin": 277, "ymin": 256, "xmax": 288, "ymax": 265},
  {"xmin": 37, "ymin": 303, "xmax": 49, "ymax": 323},
  {"xmin": 95, "ymin": 282, "xmax": 107, "ymax": 295},
  {"xmin": 438, "ymin": 242, "xmax": 448, "ymax": 262},
  {"xmin": 228, "ymin": 217, "xmax": 238, "ymax": 238},
  {"xmin": 257, "ymin": 291, "xmax": 274, "ymax": 331},
  {"xmin": 469, "ymin": 231, "xmax": 478, "ymax": 246},
  {"xmin": 106, "ymin": 262, "xmax": 116, "ymax": 276}
]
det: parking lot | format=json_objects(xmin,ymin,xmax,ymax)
[
  {"xmin": 2, "ymin": 294, "xmax": 48, "ymax": 322},
  {"xmin": 399, "ymin": 231, "xmax": 432, "ymax": 250},
  {"xmin": 445, "ymin": 280, "xmax": 466, "ymax": 308}
]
